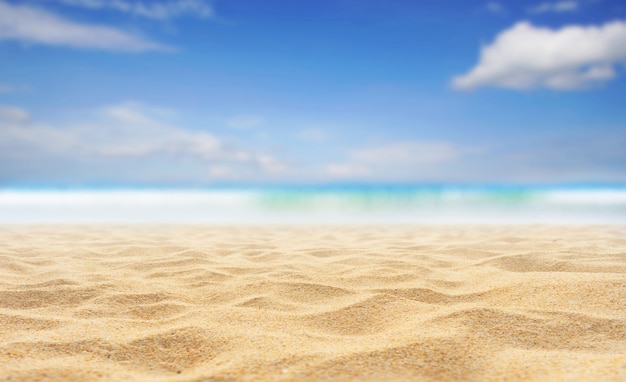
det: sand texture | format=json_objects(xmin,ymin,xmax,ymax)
[{"xmin": 0, "ymin": 225, "xmax": 625, "ymax": 381}]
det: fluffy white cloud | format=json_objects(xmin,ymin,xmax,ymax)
[
  {"xmin": 47, "ymin": 0, "xmax": 213, "ymax": 19},
  {"xmin": 0, "ymin": 102, "xmax": 288, "ymax": 183},
  {"xmin": 453, "ymin": 20, "xmax": 626, "ymax": 90},
  {"xmin": 0, "ymin": 1, "xmax": 168, "ymax": 51},
  {"xmin": 529, "ymin": 1, "xmax": 578, "ymax": 14}
]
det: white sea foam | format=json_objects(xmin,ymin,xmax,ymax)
[
  {"xmin": 541, "ymin": 190, "xmax": 626, "ymax": 204},
  {"xmin": 0, "ymin": 188, "xmax": 625, "ymax": 223}
]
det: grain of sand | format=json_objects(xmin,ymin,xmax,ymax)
[{"xmin": 0, "ymin": 225, "xmax": 625, "ymax": 381}]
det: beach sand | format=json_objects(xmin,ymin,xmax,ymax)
[{"xmin": 0, "ymin": 225, "xmax": 625, "ymax": 381}]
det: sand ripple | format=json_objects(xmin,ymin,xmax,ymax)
[{"xmin": 0, "ymin": 225, "xmax": 625, "ymax": 381}]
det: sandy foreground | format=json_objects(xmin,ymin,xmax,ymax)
[{"xmin": 0, "ymin": 225, "xmax": 625, "ymax": 381}]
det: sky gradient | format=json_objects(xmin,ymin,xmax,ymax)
[{"xmin": 1, "ymin": 0, "xmax": 626, "ymax": 187}]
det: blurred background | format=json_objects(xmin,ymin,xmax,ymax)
[{"xmin": 1, "ymin": 0, "xmax": 625, "ymax": 222}]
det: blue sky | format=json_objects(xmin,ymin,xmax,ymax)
[{"xmin": 1, "ymin": 0, "xmax": 625, "ymax": 187}]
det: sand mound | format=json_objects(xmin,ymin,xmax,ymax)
[{"xmin": 0, "ymin": 225, "xmax": 625, "ymax": 381}]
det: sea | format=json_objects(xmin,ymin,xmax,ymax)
[{"xmin": 1, "ymin": 185, "xmax": 625, "ymax": 223}]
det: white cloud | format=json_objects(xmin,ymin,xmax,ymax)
[
  {"xmin": 453, "ymin": 20, "xmax": 626, "ymax": 90},
  {"xmin": 322, "ymin": 134, "xmax": 626, "ymax": 183},
  {"xmin": 102, "ymin": 102, "xmax": 163, "ymax": 126},
  {"xmin": 326, "ymin": 141, "xmax": 463, "ymax": 180},
  {"xmin": 0, "ymin": 102, "xmax": 288, "ymax": 183},
  {"xmin": 47, "ymin": 0, "xmax": 213, "ymax": 20},
  {"xmin": 529, "ymin": 1, "xmax": 578, "ymax": 14},
  {"xmin": 2, "ymin": 105, "xmax": 625, "ymax": 184},
  {"xmin": 0, "ymin": 105, "xmax": 30, "ymax": 123},
  {"xmin": 0, "ymin": 1, "xmax": 168, "ymax": 52}
]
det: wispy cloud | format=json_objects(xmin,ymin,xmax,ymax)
[
  {"xmin": 323, "ymin": 135, "xmax": 626, "ymax": 183},
  {"xmin": 493, "ymin": 132, "xmax": 626, "ymax": 182},
  {"xmin": 349, "ymin": 141, "xmax": 460, "ymax": 165},
  {"xmin": 326, "ymin": 140, "xmax": 465, "ymax": 180},
  {"xmin": 0, "ymin": 102, "xmax": 288, "ymax": 184},
  {"xmin": 485, "ymin": 2, "xmax": 505, "ymax": 14},
  {"xmin": 0, "ymin": 105, "xmax": 30, "ymax": 123},
  {"xmin": 453, "ymin": 20, "xmax": 626, "ymax": 90},
  {"xmin": 0, "ymin": 1, "xmax": 169, "ymax": 52},
  {"xmin": 2, "ymin": 103, "xmax": 625, "ymax": 184},
  {"xmin": 528, "ymin": 1, "xmax": 579, "ymax": 14},
  {"xmin": 0, "ymin": 84, "xmax": 29, "ymax": 94},
  {"xmin": 45, "ymin": 0, "xmax": 213, "ymax": 20}
]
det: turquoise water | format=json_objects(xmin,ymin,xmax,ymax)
[{"xmin": 1, "ymin": 186, "xmax": 625, "ymax": 223}]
